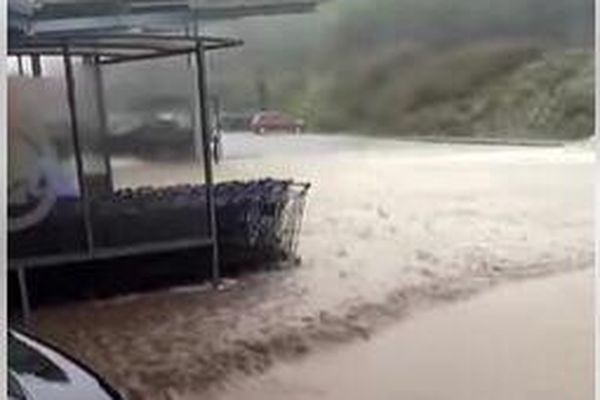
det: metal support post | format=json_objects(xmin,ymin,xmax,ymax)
[
  {"xmin": 191, "ymin": 17, "xmax": 203, "ymax": 161},
  {"xmin": 17, "ymin": 55, "xmax": 24, "ymax": 76},
  {"xmin": 17, "ymin": 268, "xmax": 31, "ymax": 328},
  {"xmin": 63, "ymin": 46, "xmax": 95, "ymax": 253},
  {"xmin": 195, "ymin": 42, "xmax": 220, "ymax": 287},
  {"xmin": 31, "ymin": 55, "xmax": 42, "ymax": 77}
]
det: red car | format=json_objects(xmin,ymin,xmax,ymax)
[{"xmin": 250, "ymin": 111, "xmax": 305, "ymax": 134}]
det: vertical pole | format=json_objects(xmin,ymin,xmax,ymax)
[
  {"xmin": 63, "ymin": 46, "xmax": 95, "ymax": 254},
  {"xmin": 31, "ymin": 55, "xmax": 42, "ymax": 77},
  {"xmin": 92, "ymin": 56, "xmax": 114, "ymax": 193},
  {"xmin": 191, "ymin": 16, "xmax": 203, "ymax": 161},
  {"xmin": 195, "ymin": 42, "xmax": 220, "ymax": 287},
  {"xmin": 17, "ymin": 55, "xmax": 24, "ymax": 76},
  {"xmin": 17, "ymin": 268, "xmax": 31, "ymax": 328}
]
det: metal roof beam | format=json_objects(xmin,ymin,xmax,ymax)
[
  {"xmin": 34, "ymin": 1, "xmax": 318, "ymax": 20},
  {"xmin": 31, "ymin": 1, "xmax": 319, "ymax": 36},
  {"xmin": 8, "ymin": 33, "xmax": 243, "ymax": 58}
]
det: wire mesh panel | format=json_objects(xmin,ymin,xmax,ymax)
[{"xmin": 216, "ymin": 179, "xmax": 310, "ymax": 265}]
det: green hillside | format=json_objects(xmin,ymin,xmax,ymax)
[
  {"xmin": 298, "ymin": 46, "xmax": 593, "ymax": 139},
  {"xmin": 207, "ymin": 0, "xmax": 594, "ymax": 139}
]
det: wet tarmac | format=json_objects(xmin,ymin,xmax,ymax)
[{"xmin": 33, "ymin": 133, "xmax": 593, "ymax": 399}]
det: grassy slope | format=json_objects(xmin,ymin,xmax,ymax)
[
  {"xmin": 466, "ymin": 50, "xmax": 594, "ymax": 139},
  {"xmin": 292, "ymin": 45, "xmax": 593, "ymax": 139}
]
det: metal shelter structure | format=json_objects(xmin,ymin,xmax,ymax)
[
  {"xmin": 8, "ymin": 33, "xmax": 243, "ymax": 325},
  {"xmin": 15, "ymin": 0, "xmax": 319, "ymax": 37}
]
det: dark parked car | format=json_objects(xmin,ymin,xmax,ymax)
[
  {"xmin": 250, "ymin": 111, "xmax": 305, "ymax": 134},
  {"xmin": 8, "ymin": 329, "xmax": 123, "ymax": 400}
]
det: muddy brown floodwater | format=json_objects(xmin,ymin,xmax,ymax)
[
  {"xmin": 33, "ymin": 134, "xmax": 594, "ymax": 400},
  {"xmin": 214, "ymin": 269, "xmax": 593, "ymax": 400}
]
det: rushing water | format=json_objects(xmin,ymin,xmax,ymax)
[
  {"xmin": 33, "ymin": 133, "xmax": 594, "ymax": 400},
  {"xmin": 214, "ymin": 270, "xmax": 593, "ymax": 400}
]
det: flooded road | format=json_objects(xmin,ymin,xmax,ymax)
[
  {"xmin": 215, "ymin": 270, "xmax": 593, "ymax": 400},
  {"xmin": 34, "ymin": 133, "xmax": 594, "ymax": 399}
]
